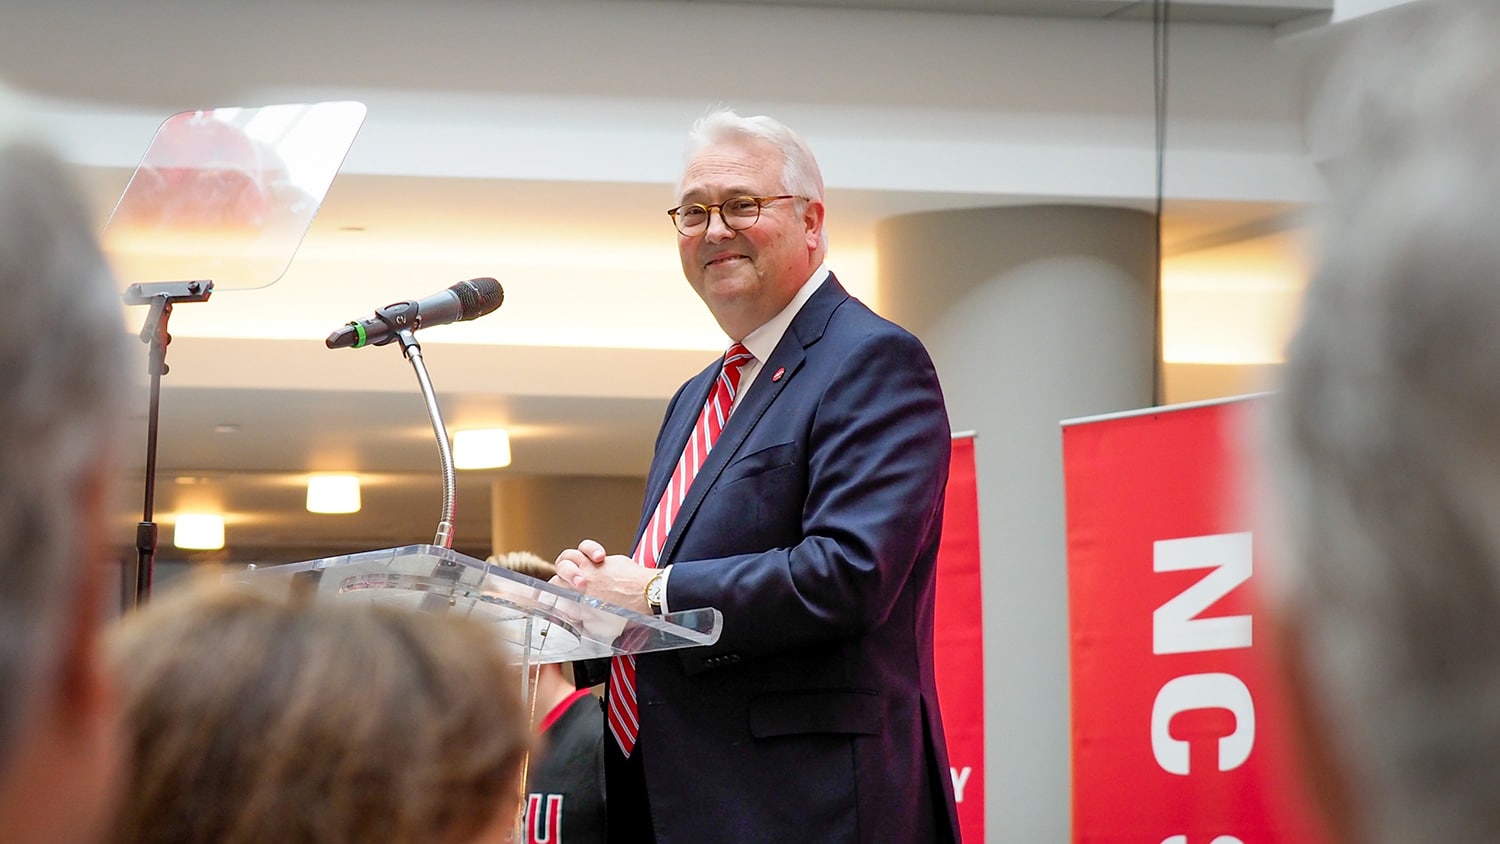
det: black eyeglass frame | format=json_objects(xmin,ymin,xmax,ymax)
[{"xmin": 665, "ymin": 194, "xmax": 811, "ymax": 236}]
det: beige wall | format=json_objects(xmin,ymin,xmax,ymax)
[{"xmin": 489, "ymin": 475, "xmax": 646, "ymax": 562}]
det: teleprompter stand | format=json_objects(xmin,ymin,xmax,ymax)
[
  {"xmin": 123, "ymin": 279, "xmax": 213, "ymax": 605},
  {"xmin": 105, "ymin": 100, "xmax": 367, "ymax": 605}
]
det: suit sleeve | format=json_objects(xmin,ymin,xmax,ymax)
[{"xmin": 665, "ymin": 326, "xmax": 951, "ymax": 665}]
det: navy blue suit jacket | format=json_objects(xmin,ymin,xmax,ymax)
[{"xmin": 625, "ymin": 275, "xmax": 961, "ymax": 843}]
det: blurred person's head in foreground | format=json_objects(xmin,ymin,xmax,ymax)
[
  {"xmin": 0, "ymin": 82, "xmax": 134, "ymax": 844},
  {"xmin": 107, "ymin": 576, "xmax": 531, "ymax": 844},
  {"xmin": 1261, "ymin": 2, "xmax": 1500, "ymax": 842}
]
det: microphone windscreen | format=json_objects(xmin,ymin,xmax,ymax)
[{"xmin": 453, "ymin": 277, "xmax": 504, "ymax": 321}]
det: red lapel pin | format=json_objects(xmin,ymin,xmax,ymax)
[{"xmin": 772, "ymin": 367, "xmax": 785, "ymax": 382}]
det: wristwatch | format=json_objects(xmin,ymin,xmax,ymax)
[{"xmin": 644, "ymin": 570, "xmax": 666, "ymax": 613}]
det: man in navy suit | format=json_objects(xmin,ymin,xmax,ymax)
[{"xmin": 556, "ymin": 108, "xmax": 961, "ymax": 843}]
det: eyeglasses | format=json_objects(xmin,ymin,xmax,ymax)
[{"xmin": 666, "ymin": 195, "xmax": 807, "ymax": 237}]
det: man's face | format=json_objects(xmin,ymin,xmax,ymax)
[{"xmin": 675, "ymin": 137, "xmax": 821, "ymax": 340}]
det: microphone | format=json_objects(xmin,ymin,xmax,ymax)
[{"xmin": 326, "ymin": 277, "xmax": 504, "ymax": 349}]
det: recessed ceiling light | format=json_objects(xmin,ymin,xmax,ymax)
[
  {"xmin": 306, "ymin": 474, "xmax": 361, "ymax": 514},
  {"xmin": 173, "ymin": 514, "xmax": 225, "ymax": 550},
  {"xmin": 453, "ymin": 429, "xmax": 512, "ymax": 470}
]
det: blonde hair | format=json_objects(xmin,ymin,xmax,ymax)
[
  {"xmin": 484, "ymin": 550, "xmax": 575, "ymax": 686},
  {"xmin": 107, "ymin": 576, "xmax": 530, "ymax": 844},
  {"xmin": 484, "ymin": 550, "xmax": 555, "ymax": 582}
]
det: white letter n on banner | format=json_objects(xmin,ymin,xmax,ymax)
[{"xmin": 1152, "ymin": 532, "xmax": 1252, "ymax": 655}]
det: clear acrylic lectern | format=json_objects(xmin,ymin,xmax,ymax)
[{"xmin": 236, "ymin": 544, "xmax": 721, "ymax": 668}]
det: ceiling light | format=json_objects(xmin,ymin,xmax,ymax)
[
  {"xmin": 306, "ymin": 474, "xmax": 361, "ymax": 514},
  {"xmin": 453, "ymin": 429, "xmax": 511, "ymax": 470},
  {"xmin": 173, "ymin": 514, "xmax": 225, "ymax": 551}
]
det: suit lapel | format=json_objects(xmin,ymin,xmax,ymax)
[
  {"xmin": 655, "ymin": 275, "xmax": 850, "ymax": 567},
  {"xmin": 634, "ymin": 364, "xmax": 719, "ymax": 547}
]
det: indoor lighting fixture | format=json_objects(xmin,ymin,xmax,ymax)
[
  {"xmin": 306, "ymin": 474, "xmax": 361, "ymax": 514},
  {"xmin": 173, "ymin": 513, "xmax": 225, "ymax": 551},
  {"xmin": 453, "ymin": 428, "xmax": 512, "ymax": 469}
]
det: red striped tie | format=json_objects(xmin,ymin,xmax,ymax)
[{"xmin": 608, "ymin": 343, "xmax": 754, "ymax": 756}]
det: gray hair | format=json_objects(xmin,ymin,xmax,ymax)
[
  {"xmin": 1262, "ymin": 2, "xmax": 1500, "ymax": 840},
  {"xmin": 680, "ymin": 107, "xmax": 828, "ymax": 251},
  {"xmin": 0, "ymin": 84, "xmax": 132, "ymax": 770}
]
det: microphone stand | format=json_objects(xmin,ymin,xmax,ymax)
[
  {"xmin": 385, "ymin": 326, "xmax": 469, "ymax": 614},
  {"xmin": 123, "ymin": 279, "xmax": 214, "ymax": 605},
  {"xmin": 325, "ymin": 286, "xmax": 503, "ymax": 601}
]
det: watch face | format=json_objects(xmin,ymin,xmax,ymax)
[{"xmin": 647, "ymin": 574, "xmax": 665, "ymax": 606}]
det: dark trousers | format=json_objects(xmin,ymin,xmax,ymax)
[{"xmin": 603, "ymin": 722, "xmax": 657, "ymax": 844}]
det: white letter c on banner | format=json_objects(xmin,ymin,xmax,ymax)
[{"xmin": 1151, "ymin": 672, "xmax": 1255, "ymax": 775}]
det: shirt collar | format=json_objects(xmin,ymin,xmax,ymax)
[{"xmin": 738, "ymin": 263, "xmax": 829, "ymax": 363}]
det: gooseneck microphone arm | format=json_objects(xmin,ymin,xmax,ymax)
[
  {"xmin": 328, "ymin": 278, "xmax": 504, "ymax": 548},
  {"xmin": 393, "ymin": 328, "xmax": 457, "ymax": 548}
]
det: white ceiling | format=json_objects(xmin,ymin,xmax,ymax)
[
  {"xmin": 687, "ymin": 0, "xmax": 1332, "ymax": 25},
  {"xmin": 0, "ymin": 0, "xmax": 1346, "ymax": 566}
]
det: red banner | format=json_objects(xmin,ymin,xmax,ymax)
[
  {"xmin": 1062, "ymin": 399, "xmax": 1327, "ymax": 844},
  {"xmin": 934, "ymin": 434, "xmax": 984, "ymax": 843}
]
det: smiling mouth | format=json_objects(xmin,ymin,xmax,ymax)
[{"xmin": 705, "ymin": 254, "xmax": 747, "ymax": 268}]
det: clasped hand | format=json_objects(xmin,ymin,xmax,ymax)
[{"xmin": 553, "ymin": 538, "xmax": 653, "ymax": 614}]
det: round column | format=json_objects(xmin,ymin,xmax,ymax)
[{"xmin": 877, "ymin": 205, "xmax": 1157, "ymax": 842}]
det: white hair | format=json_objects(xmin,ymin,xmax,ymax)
[
  {"xmin": 678, "ymin": 107, "xmax": 828, "ymax": 252},
  {"xmin": 1262, "ymin": 2, "xmax": 1500, "ymax": 840},
  {"xmin": 0, "ymin": 83, "xmax": 132, "ymax": 770}
]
